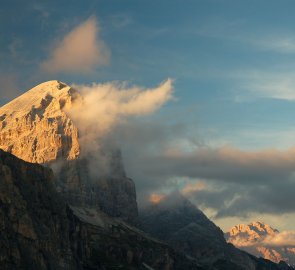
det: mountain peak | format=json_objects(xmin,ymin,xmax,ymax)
[
  {"xmin": 0, "ymin": 80, "xmax": 81, "ymax": 163},
  {"xmin": 0, "ymin": 80, "xmax": 78, "ymax": 119},
  {"xmin": 227, "ymin": 221, "xmax": 279, "ymax": 242},
  {"xmin": 0, "ymin": 80, "xmax": 138, "ymax": 222},
  {"xmin": 225, "ymin": 221, "xmax": 295, "ymax": 266}
]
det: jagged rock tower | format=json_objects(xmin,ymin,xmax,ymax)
[{"xmin": 0, "ymin": 80, "xmax": 138, "ymax": 222}]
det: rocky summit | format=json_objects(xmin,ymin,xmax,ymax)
[
  {"xmin": 0, "ymin": 80, "xmax": 137, "ymax": 222},
  {"xmin": 225, "ymin": 222, "xmax": 295, "ymax": 266}
]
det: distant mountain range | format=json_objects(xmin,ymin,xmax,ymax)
[
  {"xmin": 0, "ymin": 80, "xmax": 293, "ymax": 270},
  {"xmin": 225, "ymin": 221, "xmax": 295, "ymax": 266}
]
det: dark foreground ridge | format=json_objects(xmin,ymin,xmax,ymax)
[
  {"xmin": 0, "ymin": 149, "xmax": 293, "ymax": 270},
  {"xmin": 0, "ymin": 149, "xmax": 204, "ymax": 269}
]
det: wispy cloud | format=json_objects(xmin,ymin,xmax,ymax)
[
  {"xmin": 256, "ymin": 36, "xmax": 295, "ymax": 54},
  {"xmin": 41, "ymin": 17, "xmax": 110, "ymax": 74},
  {"xmin": 195, "ymin": 18, "xmax": 295, "ymax": 54},
  {"xmin": 232, "ymin": 70, "xmax": 295, "ymax": 101}
]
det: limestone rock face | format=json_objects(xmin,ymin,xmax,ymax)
[
  {"xmin": 225, "ymin": 222, "xmax": 295, "ymax": 266},
  {"xmin": 0, "ymin": 80, "xmax": 138, "ymax": 222},
  {"xmin": 0, "ymin": 80, "xmax": 80, "ymax": 163},
  {"xmin": 0, "ymin": 149, "xmax": 77, "ymax": 270},
  {"xmin": 226, "ymin": 222, "xmax": 278, "ymax": 243}
]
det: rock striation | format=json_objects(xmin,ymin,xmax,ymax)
[
  {"xmin": 0, "ymin": 80, "xmax": 137, "ymax": 222},
  {"xmin": 225, "ymin": 222, "xmax": 295, "ymax": 266}
]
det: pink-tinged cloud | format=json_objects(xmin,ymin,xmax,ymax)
[
  {"xmin": 70, "ymin": 78, "xmax": 173, "ymax": 137},
  {"xmin": 149, "ymin": 193, "xmax": 166, "ymax": 204},
  {"xmin": 41, "ymin": 17, "xmax": 110, "ymax": 74},
  {"xmin": 262, "ymin": 231, "xmax": 295, "ymax": 247}
]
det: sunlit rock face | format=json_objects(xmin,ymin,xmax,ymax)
[
  {"xmin": 225, "ymin": 222, "xmax": 295, "ymax": 266},
  {"xmin": 0, "ymin": 80, "xmax": 138, "ymax": 222},
  {"xmin": 0, "ymin": 80, "xmax": 80, "ymax": 163}
]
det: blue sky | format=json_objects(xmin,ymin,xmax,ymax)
[
  {"xmin": 3, "ymin": 0, "xmax": 295, "ymax": 150},
  {"xmin": 2, "ymin": 0, "xmax": 295, "ymax": 231}
]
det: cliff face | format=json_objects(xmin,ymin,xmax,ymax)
[
  {"xmin": 0, "ymin": 80, "xmax": 137, "ymax": 222},
  {"xmin": 225, "ymin": 222, "xmax": 295, "ymax": 266},
  {"xmin": 0, "ymin": 149, "xmax": 206, "ymax": 270},
  {"xmin": 0, "ymin": 149, "xmax": 77, "ymax": 270}
]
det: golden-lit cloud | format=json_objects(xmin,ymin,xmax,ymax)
[
  {"xmin": 262, "ymin": 231, "xmax": 295, "ymax": 247},
  {"xmin": 41, "ymin": 17, "xmax": 109, "ymax": 73},
  {"xmin": 70, "ymin": 78, "xmax": 173, "ymax": 138},
  {"xmin": 149, "ymin": 193, "xmax": 166, "ymax": 204},
  {"xmin": 65, "ymin": 79, "xmax": 173, "ymax": 178}
]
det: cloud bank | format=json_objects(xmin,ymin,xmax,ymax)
[
  {"xmin": 115, "ymin": 121, "xmax": 295, "ymax": 219},
  {"xmin": 41, "ymin": 17, "xmax": 109, "ymax": 74}
]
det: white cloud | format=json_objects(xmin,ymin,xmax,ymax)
[
  {"xmin": 245, "ymin": 77, "xmax": 295, "ymax": 101},
  {"xmin": 41, "ymin": 17, "xmax": 110, "ymax": 74},
  {"xmin": 67, "ymin": 79, "xmax": 173, "ymax": 177},
  {"xmin": 224, "ymin": 69, "xmax": 295, "ymax": 102},
  {"xmin": 70, "ymin": 78, "xmax": 173, "ymax": 138}
]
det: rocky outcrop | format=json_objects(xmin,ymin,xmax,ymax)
[
  {"xmin": 225, "ymin": 222, "xmax": 295, "ymax": 266},
  {"xmin": 138, "ymin": 193, "xmax": 294, "ymax": 270},
  {"xmin": 0, "ymin": 80, "xmax": 138, "ymax": 222},
  {"xmin": 0, "ymin": 149, "xmax": 77, "ymax": 270},
  {"xmin": 68, "ymin": 206, "xmax": 207, "ymax": 270},
  {"xmin": 0, "ymin": 149, "xmax": 206, "ymax": 270}
]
